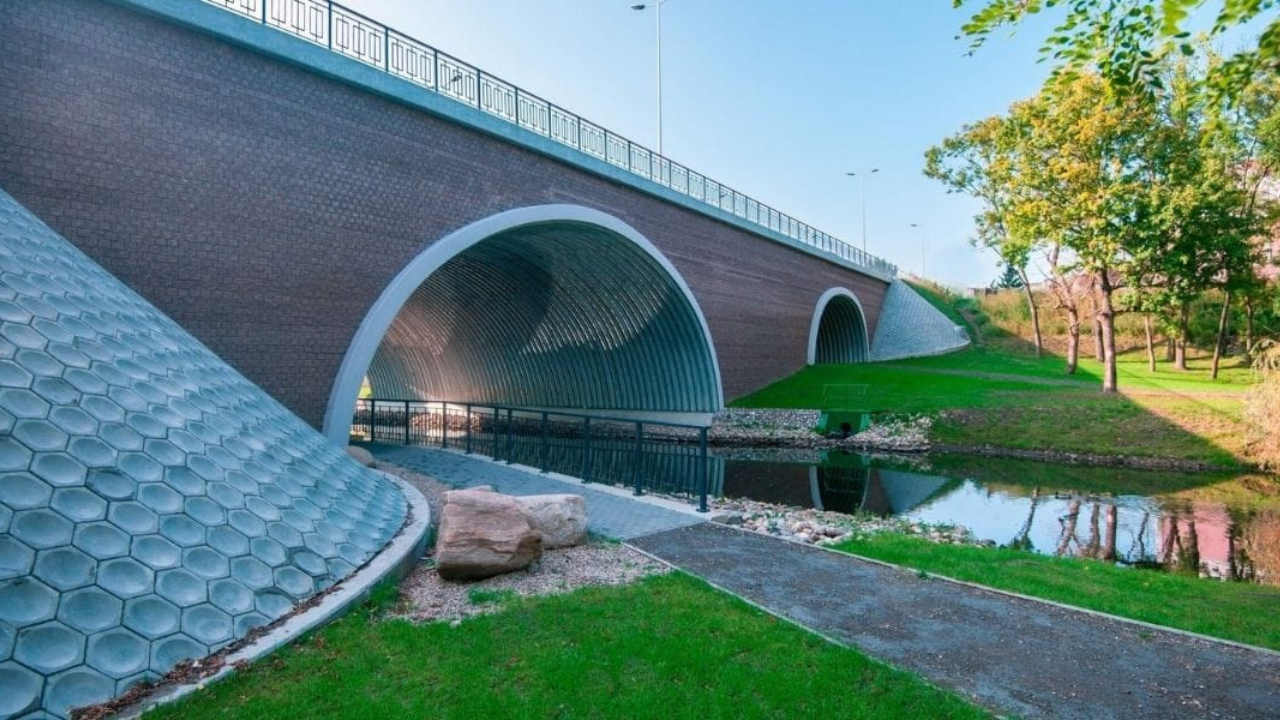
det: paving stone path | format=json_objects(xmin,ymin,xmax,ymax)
[
  {"xmin": 631, "ymin": 523, "xmax": 1280, "ymax": 720},
  {"xmin": 369, "ymin": 445, "xmax": 706, "ymax": 540}
]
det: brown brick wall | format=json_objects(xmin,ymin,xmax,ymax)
[{"xmin": 0, "ymin": 0, "xmax": 888, "ymax": 428}]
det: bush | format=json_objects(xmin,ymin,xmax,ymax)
[{"xmin": 1244, "ymin": 342, "xmax": 1280, "ymax": 470}]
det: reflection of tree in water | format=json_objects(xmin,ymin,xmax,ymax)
[
  {"xmin": 1056, "ymin": 499, "xmax": 1082, "ymax": 556},
  {"xmin": 1008, "ymin": 487, "xmax": 1040, "ymax": 552},
  {"xmin": 1241, "ymin": 508, "xmax": 1280, "ymax": 585}
]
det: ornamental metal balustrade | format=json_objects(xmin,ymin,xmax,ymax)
[
  {"xmin": 351, "ymin": 399, "xmax": 715, "ymax": 512},
  {"xmin": 202, "ymin": 0, "xmax": 898, "ymax": 278}
]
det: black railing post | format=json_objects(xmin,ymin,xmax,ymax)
[
  {"xmin": 514, "ymin": 87, "xmax": 521, "ymax": 124},
  {"xmin": 384, "ymin": 26, "xmax": 389, "ymax": 71},
  {"xmin": 326, "ymin": 1, "xmax": 332, "ymax": 49},
  {"xmin": 492, "ymin": 407, "xmax": 500, "ymax": 460},
  {"xmin": 464, "ymin": 403, "xmax": 472, "ymax": 454},
  {"xmin": 539, "ymin": 412, "xmax": 549, "ymax": 473},
  {"xmin": 439, "ymin": 402, "xmax": 448, "ymax": 448},
  {"xmin": 580, "ymin": 416, "xmax": 591, "ymax": 484},
  {"xmin": 505, "ymin": 408, "xmax": 514, "ymax": 463},
  {"xmin": 632, "ymin": 421, "xmax": 644, "ymax": 496},
  {"xmin": 369, "ymin": 398, "xmax": 377, "ymax": 441},
  {"xmin": 261, "ymin": 0, "xmax": 268, "ymax": 23},
  {"xmin": 402, "ymin": 400, "xmax": 410, "ymax": 444},
  {"xmin": 476, "ymin": 72, "xmax": 483, "ymax": 109},
  {"xmin": 697, "ymin": 427, "xmax": 709, "ymax": 513}
]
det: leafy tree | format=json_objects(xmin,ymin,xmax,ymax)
[
  {"xmin": 925, "ymin": 116, "xmax": 1047, "ymax": 357},
  {"xmin": 999, "ymin": 73, "xmax": 1160, "ymax": 392},
  {"xmin": 954, "ymin": 0, "xmax": 1280, "ymax": 101},
  {"xmin": 993, "ymin": 262, "xmax": 1027, "ymax": 288}
]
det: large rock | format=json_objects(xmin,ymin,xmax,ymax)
[
  {"xmin": 345, "ymin": 445, "xmax": 376, "ymax": 467},
  {"xmin": 436, "ymin": 490, "xmax": 542, "ymax": 580},
  {"xmin": 515, "ymin": 494, "xmax": 588, "ymax": 549}
]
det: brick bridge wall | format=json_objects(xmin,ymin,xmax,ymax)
[{"xmin": 0, "ymin": 0, "xmax": 889, "ymax": 429}]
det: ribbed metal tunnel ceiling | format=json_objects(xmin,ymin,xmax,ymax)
[
  {"xmin": 365, "ymin": 221, "xmax": 721, "ymax": 412},
  {"xmin": 815, "ymin": 295, "xmax": 868, "ymax": 364}
]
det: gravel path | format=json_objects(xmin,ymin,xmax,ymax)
[{"xmin": 630, "ymin": 523, "xmax": 1280, "ymax": 720}]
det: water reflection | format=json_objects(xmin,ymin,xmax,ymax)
[{"xmin": 719, "ymin": 452, "xmax": 1280, "ymax": 585}]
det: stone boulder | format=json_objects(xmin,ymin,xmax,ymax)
[
  {"xmin": 514, "ymin": 494, "xmax": 588, "ymax": 549},
  {"xmin": 436, "ymin": 490, "xmax": 542, "ymax": 580},
  {"xmin": 345, "ymin": 445, "xmax": 375, "ymax": 467}
]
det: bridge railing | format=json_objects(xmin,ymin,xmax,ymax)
[
  {"xmin": 201, "ymin": 0, "xmax": 898, "ymax": 278},
  {"xmin": 351, "ymin": 398, "xmax": 712, "ymax": 512}
]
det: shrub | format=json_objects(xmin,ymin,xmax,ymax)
[{"xmin": 1244, "ymin": 342, "xmax": 1280, "ymax": 470}]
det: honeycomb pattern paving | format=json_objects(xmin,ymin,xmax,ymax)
[{"xmin": 0, "ymin": 188, "xmax": 407, "ymax": 718}]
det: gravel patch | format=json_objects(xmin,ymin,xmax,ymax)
[
  {"xmin": 371, "ymin": 460, "xmax": 670, "ymax": 623},
  {"xmin": 711, "ymin": 496, "xmax": 976, "ymax": 548},
  {"xmin": 395, "ymin": 543, "xmax": 669, "ymax": 623},
  {"xmin": 711, "ymin": 408, "xmax": 931, "ymax": 452}
]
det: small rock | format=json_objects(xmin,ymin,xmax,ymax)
[
  {"xmin": 514, "ymin": 494, "xmax": 587, "ymax": 549},
  {"xmin": 436, "ymin": 490, "xmax": 542, "ymax": 580},
  {"xmin": 344, "ymin": 445, "xmax": 375, "ymax": 467}
]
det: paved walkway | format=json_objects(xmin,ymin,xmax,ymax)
[
  {"xmin": 631, "ymin": 523, "xmax": 1280, "ymax": 720},
  {"xmin": 369, "ymin": 445, "xmax": 706, "ymax": 540}
]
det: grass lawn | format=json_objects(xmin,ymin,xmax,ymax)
[
  {"xmin": 834, "ymin": 534, "xmax": 1280, "ymax": 651},
  {"xmin": 732, "ymin": 285, "xmax": 1257, "ymax": 468},
  {"xmin": 149, "ymin": 573, "xmax": 986, "ymax": 720}
]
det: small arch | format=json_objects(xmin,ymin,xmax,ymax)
[
  {"xmin": 807, "ymin": 287, "xmax": 869, "ymax": 365},
  {"xmin": 322, "ymin": 205, "xmax": 724, "ymax": 444}
]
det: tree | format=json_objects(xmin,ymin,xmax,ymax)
[
  {"xmin": 925, "ymin": 116, "xmax": 1046, "ymax": 357},
  {"xmin": 955, "ymin": 0, "xmax": 1280, "ymax": 102},
  {"xmin": 1001, "ymin": 73, "xmax": 1160, "ymax": 392},
  {"xmin": 992, "ymin": 261, "xmax": 1026, "ymax": 289}
]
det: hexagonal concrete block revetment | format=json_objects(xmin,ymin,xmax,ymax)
[{"xmin": 0, "ymin": 187, "xmax": 408, "ymax": 718}]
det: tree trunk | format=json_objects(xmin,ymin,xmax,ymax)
[
  {"xmin": 1065, "ymin": 307, "xmax": 1080, "ymax": 375},
  {"xmin": 1244, "ymin": 297, "xmax": 1255, "ymax": 366},
  {"xmin": 1143, "ymin": 314, "xmax": 1156, "ymax": 373},
  {"xmin": 1097, "ymin": 270, "xmax": 1118, "ymax": 393},
  {"xmin": 1057, "ymin": 499, "xmax": 1082, "ymax": 556},
  {"xmin": 1211, "ymin": 290, "xmax": 1231, "ymax": 380},
  {"xmin": 1017, "ymin": 268, "xmax": 1043, "ymax": 359},
  {"xmin": 1102, "ymin": 504, "xmax": 1117, "ymax": 562},
  {"xmin": 1093, "ymin": 316, "xmax": 1105, "ymax": 362},
  {"xmin": 1174, "ymin": 303, "xmax": 1189, "ymax": 371},
  {"xmin": 1165, "ymin": 337, "xmax": 1175, "ymax": 362}
]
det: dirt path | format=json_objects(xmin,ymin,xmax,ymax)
[{"xmin": 631, "ymin": 523, "xmax": 1280, "ymax": 720}]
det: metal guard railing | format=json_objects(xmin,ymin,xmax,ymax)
[
  {"xmin": 352, "ymin": 398, "xmax": 712, "ymax": 512},
  {"xmin": 202, "ymin": 0, "xmax": 898, "ymax": 278}
]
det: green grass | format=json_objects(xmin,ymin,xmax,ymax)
[
  {"xmin": 834, "ymin": 534, "xmax": 1280, "ymax": 651},
  {"xmin": 149, "ymin": 574, "xmax": 986, "ymax": 720},
  {"xmin": 466, "ymin": 587, "xmax": 517, "ymax": 606},
  {"xmin": 732, "ymin": 303, "xmax": 1256, "ymax": 467}
]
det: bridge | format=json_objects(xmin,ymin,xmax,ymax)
[{"xmin": 0, "ymin": 0, "xmax": 964, "ymax": 444}]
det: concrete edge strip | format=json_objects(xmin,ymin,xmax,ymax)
[
  {"xmin": 618, "ymin": 542, "xmax": 973, "ymax": 708},
  {"xmin": 640, "ymin": 521, "xmax": 1280, "ymax": 659},
  {"xmin": 116, "ymin": 475, "xmax": 433, "ymax": 718}
]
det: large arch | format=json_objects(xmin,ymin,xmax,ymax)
[
  {"xmin": 807, "ymin": 287, "xmax": 870, "ymax": 364},
  {"xmin": 322, "ymin": 205, "xmax": 724, "ymax": 443}
]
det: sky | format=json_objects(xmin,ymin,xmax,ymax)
[{"xmin": 338, "ymin": 0, "xmax": 1070, "ymax": 289}]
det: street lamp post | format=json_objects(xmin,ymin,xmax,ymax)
[
  {"xmin": 631, "ymin": 1, "xmax": 670, "ymax": 155},
  {"xmin": 910, "ymin": 223, "xmax": 926, "ymax": 278},
  {"xmin": 846, "ymin": 169, "xmax": 879, "ymax": 255}
]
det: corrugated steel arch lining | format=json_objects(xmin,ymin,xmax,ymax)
[
  {"xmin": 322, "ymin": 205, "xmax": 724, "ymax": 444},
  {"xmin": 807, "ymin": 287, "xmax": 869, "ymax": 365}
]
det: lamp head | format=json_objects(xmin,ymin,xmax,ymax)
[{"xmin": 631, "ymin": 4, "xmax": 646, "ymax": 9}]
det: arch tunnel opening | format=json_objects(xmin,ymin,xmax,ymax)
[
  {"xmin": 810, "ymin": 289, "xmax": 869, "ymax": 365},
  {"xmin": 323, "ymin": 207, "xmax": 724, "ymax": 444}
]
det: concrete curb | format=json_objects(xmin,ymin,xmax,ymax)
[{"xmin": 116, "ymin": 475, "xmax": 433, "ymax": 718}]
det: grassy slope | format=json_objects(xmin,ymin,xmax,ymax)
[
  {"xmin": 150, "ymin": 574, "xmax": 986, "ymax": 720},
  {"xmin": 733, "ymin": 284, "xmax": 1255, "ymax": 468},
  {"xmin": 834, "ymin": 534, "xmax": 1280, "ymax": 651}
]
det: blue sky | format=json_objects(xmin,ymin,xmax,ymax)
[{"xmin": 341, "ymin": 0, "xmax": 1069, "ymax": 288}]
